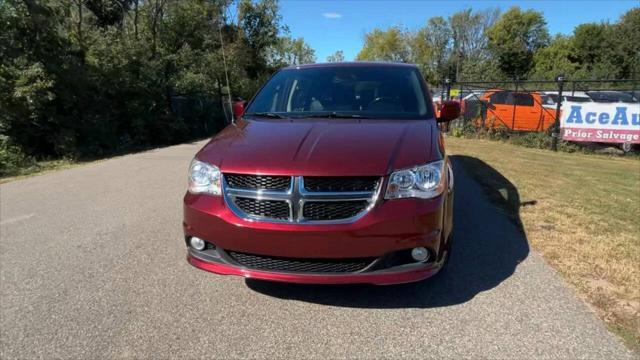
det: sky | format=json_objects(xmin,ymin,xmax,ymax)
[{"xmin": 273, "ymin": 0, "xmax": 638, "ymax": 62}]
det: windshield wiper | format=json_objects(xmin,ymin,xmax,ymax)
[
  {"xmin": 299, "ymin": 112, "xmax": 369, "ymax": 119},
  {"xmin": 243, "ymin": 112, "xmax": 286, "ymax": 119}
]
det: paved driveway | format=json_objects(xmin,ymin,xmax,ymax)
[{"xmin": 0, "ymin": 140, "xmax": 633, "ymax": 359}]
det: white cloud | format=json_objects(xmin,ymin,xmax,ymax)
[{"xmin": 322, "ymin": 12, "xmax": 342, "ymax": 19}]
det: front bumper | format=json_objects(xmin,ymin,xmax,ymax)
[
  {"xmin": 183, "ymin": 192, "xmax": 446, "ymax": 285},
  {"xmin": 187, "ymin": 248, "xmax": 444, "ymax": 285}
]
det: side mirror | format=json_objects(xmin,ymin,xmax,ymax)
[
  {"xmin": 232, "ymin": 100, "xmax": 247, "ymax": 120},
  {"xmin": 437, "ymin": 100, "xmax": 461, "ymax": 122}
]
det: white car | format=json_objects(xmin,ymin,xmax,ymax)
[
  {"xmin": 542, "ymin": 91, "xmax": 592, "ymax": 108},
  {"xmin": 586, "ymin": 91, "xmax": 639, "ymax": 103}
]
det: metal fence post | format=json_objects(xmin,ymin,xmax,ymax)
[
  {"xmin": 445, "ymin": 78, "xmax": 451, "ymax": 100},
  {"xmin": 512, "ymin": 77, "xmax": 519, "ymax": 130},
  {"xmin": 551, "ymin": 74, "xmax": 565, "ymax": 151}
]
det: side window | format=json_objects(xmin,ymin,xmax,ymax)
[
  {"xmin": 543, "ymin": 94, "xmax": 558, "ymax": 105},
  {"xmin": 489, "ymin": 91, "xmax": 509, "ymax": 104},
  {"xmin": 514, "ymin": 93, "xmax": 534, "ymax": 106}
]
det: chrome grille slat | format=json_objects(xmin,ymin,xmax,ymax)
[
  {"xmin": 303, "ymin": 177, "xmax": 379, "ymax": 192},
  {"xmin": 223, "ymin": 174, "xmax": 381, "ymax": 224}
]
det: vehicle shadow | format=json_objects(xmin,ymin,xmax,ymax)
[{"xmin": 246, "ymin": 155, "xmax": 530, "ymax": 308}]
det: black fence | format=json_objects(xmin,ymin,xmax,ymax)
[
  {"xmin": 169, "ymin": 93, "xmax": 231, "ymax": 136},
  {"xmin": 436, "ymin": 77, "xmax": 639, "ymax": 151}
]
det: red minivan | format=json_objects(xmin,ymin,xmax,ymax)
[{"xmin": 183, "ymin": 62, "xmax": 460, "ymax": 285}]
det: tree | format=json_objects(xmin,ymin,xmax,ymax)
[
  {"xmin": 326, "ymin": 50, "xmax": 345, "ymax": 62},
  {"xmin": 573, "ymin": 23, "xmax": 609, "ymax": 66},
  {"xmin": 409, "ymin": 28, "xmax": 432, "ymax": 80},
  {"xmin": 356, "ymin": 26, "xmax": 410, "ymax": 62},
  {"xmin": 487, "ymin": 7, "xmax": 549, "ymax": 78},
  {"xmin": 530, "ymin": 35, "xmax": 580, "ymax": 79},
  {"xmin": 1, "ymin": 0, "xmax": 306, "ymax": 165},
  {"xmin": 449, "ymin": 9, "xmax": 471, "ymax": 80},
  {"xmin": 238, "ymin": 0, "xmax": 282, "ymax": 77},
  {"xmin": 423, "ymin": 16, "xmax": 451, "ymax": 80},
  {"xmin": 448, "ymin": 8, "xmax": 499, "ymax": 80},
  {"xmin": 356, "ymin": 10, "xmax": 499, "ymax": 84},
  {"xmin": 270, "ymin": 36, "xmax": 316, "ymax": 65},
  {"xmin": 614, "ymin": 8, "xmax": 640, "ymax": 79},
  {"xmin": 84, "ymin": 0, "xmax": 133, "ymax": 27},
  {"xmin": 583, "ymin": 8, "xmax": 640, "ymax": 79},
  {"xmin": 0, "ymin": 0, "xmax": 85, "ymax": 156}
]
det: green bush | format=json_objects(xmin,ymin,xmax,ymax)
[
  {"xmin": 0, "ymin": 137, "xmax": 34, "ymax": 177},
  {"xmin": 450, "ymin": 122, "xmax": 477, "ymax": 138},
  {"xmin": 509, "ymin": 132, "xmax": 552, "ymax": 148},
  {"xmin": 486, "ymin": 125, "xmax": 511, "ymax": 141},
  {"xmin": 450, "ymin": 126, "xmax": 464, "ymax": 138}
]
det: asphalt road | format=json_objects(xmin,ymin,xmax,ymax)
[{"xmin": 0, "ymin": 140, "xmax": 634, "ymax": 359}]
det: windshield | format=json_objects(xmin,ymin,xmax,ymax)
[
  {"xmin": 245, "ymin": 66, "xmax": 433, "ymax": 119},
  {"xmin": 587, "ymin": 91, "xmax": 639, "ymax": 103}
]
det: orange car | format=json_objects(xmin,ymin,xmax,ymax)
[{"xmin": 476, "ymin": 90, "xmax": 557, "ymax": 131}]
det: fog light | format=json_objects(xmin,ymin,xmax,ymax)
[
  {"xmin": 189, "ymin": 237, "xmax": 206, "ymax": 251},
  {"xmin": 411, "ymin": 247, "xmax": 430, "ymax": 262}
]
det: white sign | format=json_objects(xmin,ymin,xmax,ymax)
[{"xmin": 560, "ymin": 102, "xmax": 640, "ymax": 143}]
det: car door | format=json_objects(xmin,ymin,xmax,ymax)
[
  {"xmin": 486, "ymin": 91, "xmax": 513, "ymax": 128},
  {"xmin": 512, "ymin": 93, "xmax": 538, "ymax": 131}
]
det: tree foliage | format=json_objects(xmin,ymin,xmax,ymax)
[
  {"xmin": 356, "ymin": 8, "xmax": 501, "ymax": 83},
  {"xmin": 269, "ymin": 35, "xmax": 316, "ymax": 66},
  {"xmin": 355, "ymin": 6, "xmax": 638, "ymax": 84},
  {"xmin": 529, "ymin": 35, "xmax": 580, "ymax": 79},
  {"xmin": 486, "ymin": 7, "xmax": 550, "ymax": 78},
  {"xmin": 356, "ymin": 26, "xmax": 410, "ymax": 62},
  {"xmin": 326, "ymin": 50, "xmax": 345, "ymax": 62},
  {"xmin": 0, "ymin": 0, "xmax": 313, "ymax": 170}
]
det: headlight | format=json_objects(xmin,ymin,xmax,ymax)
[
  {"xmin": 188, "ymin": 159, "xmax": 221, "ymax": 195},
  {"xmin": 385, "ymin": 160, "xmax": 446, "ymax": 199}
]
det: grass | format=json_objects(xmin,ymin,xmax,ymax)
[
  {"xmin": 1, "ymin": 138, "xmax": 213, "ymax": 183},
  {"xmin": 0, "ymin": 159, "xmax": 80, "ymax": 183},
  {"xmin": 446, "ymin": 137, "xmax": 640, "ymax": 352}
]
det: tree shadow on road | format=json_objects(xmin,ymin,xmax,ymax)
[{"xmin": 246, "ymin": 155, "xmax": 530, "ymax": 308}]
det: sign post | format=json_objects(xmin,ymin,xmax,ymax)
[{"xmin": 551, "ymin": 75, "xmax": 565, "ymax": 151}]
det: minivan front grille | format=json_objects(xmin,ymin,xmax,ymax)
[
  {"xmin": 224, "ymin": 175, "xmax": 380, "ymax": 223},
  {"xmin": 227, "ymin": 251, "xmax": 376, "ymax": 273}
]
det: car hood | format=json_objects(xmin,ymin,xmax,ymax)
[{"xmin": 196, "ymin": 118, "xmax": 442, "ymax": 176}]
